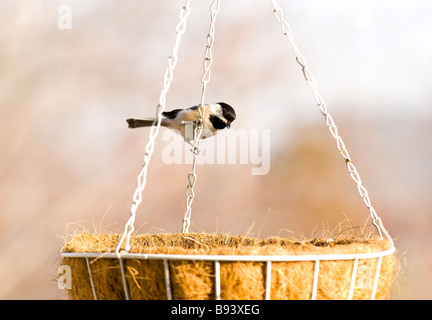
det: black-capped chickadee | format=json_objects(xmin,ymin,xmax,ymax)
[{"xmin": 126, "ymin": 102, "xmax": 236, "ymax": 143}]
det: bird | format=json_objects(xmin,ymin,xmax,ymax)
[{"xmin": 126, "ymin": 102, "xmax": 236, "ymax": 144}]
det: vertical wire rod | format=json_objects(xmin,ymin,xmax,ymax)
[
  {"xmin": 163, "ymin": 259, "xmax": 173, "ymax": 300},
  {"xmin": 119, "ymin": 258, "xmax": 131, "ymax": 300},
  {"xmin": 85, "ymin": 258, "xmax": 98, "ymax": 300},
  {"xmin": 311, "ymin": 260, "xmax": 320, "ymax": 300},
  {"xmin": 370, "ymin": 256, "xmax": 383, "ymax": 300},
  {"xmin": 215, "ymin": 261, "xmax": 221, "ymax": 300},
  {"xmin": 348, "ymin": 258, "xmax": 359, "ymax": 300},
  {"xmin": 265, "ymin": 261, "xmax": 272, "ymax": 300}
]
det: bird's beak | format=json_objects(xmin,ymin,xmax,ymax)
[{"xmin": 227, "ymin": 124, "xmax": 231, "ymax": 129}]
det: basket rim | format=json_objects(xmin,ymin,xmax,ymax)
[{"xmin": 61, "ymin": 246, "xmax": 395, "ymax": 262}]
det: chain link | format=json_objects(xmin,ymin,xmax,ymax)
[
  {"xmin": 116, "ymin": 1, "xmax": 192, "ymax": 255},
  {"xmin": 271, "ymin": 0, "xmax": 392, "ymax": 243},
  {"xmin": 182, "ymin": 0, "xmax": 221, "ymax": 233}
]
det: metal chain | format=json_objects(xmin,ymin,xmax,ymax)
[
  {"xmin": 182, "ymin": 0, "xmax": 221, "ymax": 233},
  {"xmin": 270, "ymin": 0, "xmax": 392, "ymax": 243},
  {"xmin": 116, "ymin": 0, "xmax": 192, "ymax": 255}
]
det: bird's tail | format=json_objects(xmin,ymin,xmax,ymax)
[{"xmin": 126, "ymin": 118, "xmax": 156, "ymax": 128}]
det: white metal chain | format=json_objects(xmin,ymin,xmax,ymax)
[
  {"xmin": 116, "ymin": 0, "xmax": 192, "ymax": 255},
  {"xmin": 271, "ymin": 0, "xmax": 392, "ymax": 244},
  {"xmin": 181, "ymin": 0, "xmax": 221, "ymax": 233}
]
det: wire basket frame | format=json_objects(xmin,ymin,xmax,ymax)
[{"xmin": 62, "ymin": 246, "xmax": 395, "ymax": 300}]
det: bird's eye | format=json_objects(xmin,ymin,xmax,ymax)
[{"xmin": 210, "ymin": 115, "xmax": 227, "ymax": 130}]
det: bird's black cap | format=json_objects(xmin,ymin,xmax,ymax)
[{"xmin": 218, "ymin": 102, "xmax": 236, "ymax": 124}]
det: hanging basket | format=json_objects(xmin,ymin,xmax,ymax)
[
  {"xmin": 60, "ymin": 232, "xmax": 397, "ymax": 300},
  {"xmin": 58, "ymin": 0, "xmax": 400, "ymax": 301}
]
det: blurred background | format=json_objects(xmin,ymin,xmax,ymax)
[{"xmin": 0, "ymin": 0, "xmax": 431, "ymax": 299}]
